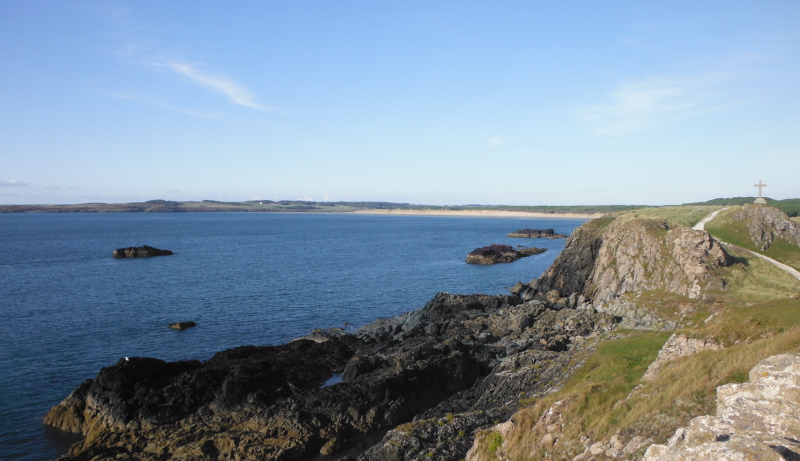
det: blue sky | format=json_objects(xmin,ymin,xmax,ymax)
[{"xmin": 1, "ymin": 1, "xmax": 799, "ymax": 205}]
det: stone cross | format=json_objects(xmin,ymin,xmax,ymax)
[{"xmin": 754, "ymin": 180, "xmax": 767, "ymax": 204}]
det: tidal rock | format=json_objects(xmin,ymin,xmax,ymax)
[
  {"xmin": 466, "ymin": 244, "xmax": 545, "ymax": 265},
  {"xmin": 168, "ymin": 321, "xmax": 196, "ymax": 331},
  {"xmin": 112, "ymin": 245, "xmax": 173, "ymax": 258},
  {"xmin": 507, "ymin": 228, "xmax": 567, "ymax": 239}
]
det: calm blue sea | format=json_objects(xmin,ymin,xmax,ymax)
[{"xmin": 0, "ymin": 212, "xmax": 585, "ymax": 460}]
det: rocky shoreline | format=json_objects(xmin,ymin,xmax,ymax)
[{"xmin": 45, "ymin": 208, "xmax": 781, "ymax": 461}]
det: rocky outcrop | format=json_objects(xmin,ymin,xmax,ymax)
[
  {"xmin": 536, "ymin": 216, "xmax": 732, "ymax": 303},
  {"xmin": 45, "ymin": 292, "xmax": 618, "ymax": 461},
  {"xmin": 508, "ymin": 229, "xmax": 568, "ymax": 239},
  {"xmin": 536, "ymin": 216, "xmax": 611, "ymax": 299},
  {"xmin": 642, "ymin": 334, "xmax": 722, "ymax": 381},
  {"xmin": 168, "ymin": 321, "xmax": 196, "ymax": 330},
  {"xmin": 729, "ymin": 204, "xmax": 800, "ymax": 251},
  {"xmin": 112, "ymin": 245, "xmax": 173, "ymax": 258},
  {"xmin": 643, "ymin": 353, "xmax": 800, "ymax": 461},
  {"xmin": 466, "ymin": 244, "xmax": 546, "ymax": 265}
]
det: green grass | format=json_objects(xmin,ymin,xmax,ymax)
[
  {"xmin": 715, "ymin": 246, "xmax": 800, "ymax": 301},
  {"xmin": 484, "ymin": 331, "xmax": 669, "ymax": 460}
]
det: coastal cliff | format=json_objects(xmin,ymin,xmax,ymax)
[{"xmin": 45, "ymin": 205, "xmax": 800, "ymax": 461}]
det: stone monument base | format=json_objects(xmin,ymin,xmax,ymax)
[{"xmin": 754, "ymin": 197, "xmax": 767, "ymax": 204}]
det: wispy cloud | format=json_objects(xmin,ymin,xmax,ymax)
[
  {"xmin": 488, "ymin": 137, "xmax": 504, "ymax": 148},
  {"xmin": 100, "ymin": 7, "xmax": 274, "ymax": 113},
  {"xmin": 108, "ymin": 91, "xmax": 220, "ymax": 119},
  {"xmin": 163, "ymin": 61, "xmax": 268, "ymax": 110},
  {"xmin": 577, "ymin": 73, "xmax": 731, "ymax": 135},
  {"xmin": 1, "ymin": 179, "xmax": 28, "ymax": 187}
]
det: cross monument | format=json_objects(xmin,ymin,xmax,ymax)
[{"xmin": 754, "ymin": 180, "xmax": 767, "ymax": 204}]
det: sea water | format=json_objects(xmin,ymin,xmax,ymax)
[{"xmin": 0, "ymin": 212, "xmax": 586, "ymax": 460}]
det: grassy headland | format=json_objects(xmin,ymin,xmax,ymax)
[{"xmin": 473, "ymin": 203, "xmax": 800, "ymax": 460}]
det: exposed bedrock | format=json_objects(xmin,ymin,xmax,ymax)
[
  {"xmin": 644, "ymin": 353, "xmax": 800, "ymax": 461},
  {"xmin": 535, "ymin": 215, "xmax": 732, "ymax": 304},
  {"xmin": 729, "ymin": 204, "xmax": 800, "ymax": 251}
]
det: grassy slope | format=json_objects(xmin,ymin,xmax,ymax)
[
  {"xmin": 616, "ymin": 205, "xmax": 722, "ymax": 228},
  {"xmin": 474, "ymin": 206, "xmax": 800, "ymax": 461},
  {"xmin": 705, "ymin": 206, "xmax": 800, "ymax": 271}
]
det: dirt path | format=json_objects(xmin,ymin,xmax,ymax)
[
  {"xmin": 692, "ymin": 207, "xmax": 728, "ymax": 231},
  {"xmin": 694, "ymin": 208, "xmax": 800, "ymax": 282}
]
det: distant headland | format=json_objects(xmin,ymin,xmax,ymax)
[{"xmin": 1, "ymin": 197, "xmax": 798, "ymax": 219}]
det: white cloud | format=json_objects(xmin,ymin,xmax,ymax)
[
  {"xmin": 489, "ymin": 137, "xmax": 504, "ymax": 148},
  {"xmin": 1, "ymin": 179, "xmax": 28, "ymax": 187},
  {"xmin": 165, "ymin": 62, "xmax": 268, "ymax": 110},
  {"xmin": 577, "ymin": 74, "xmax": 730, "ymax": 135}
]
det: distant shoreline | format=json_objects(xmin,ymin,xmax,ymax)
[{"xmin": 353, "ymin": 209, "xmax": 602, "ymax": 219}]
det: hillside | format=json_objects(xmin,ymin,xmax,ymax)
[{"xmin": 468, "ymin": 205, "xmax": 800, "ymax": 461}]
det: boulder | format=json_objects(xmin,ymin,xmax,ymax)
[{"xmin": 168, "ymin": 321, "xmax": 196, "ymax": 331}]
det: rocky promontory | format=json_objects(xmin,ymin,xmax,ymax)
[
  {"xmin": 112, "ymin": 245, "xmax": 174, "ymax": 258},
  {"xmin": 466, "ymin": 244, "xmax": 546, "ymax": 265},
  {"xmin": 507, "ymin": 228, "xmax": 567, "ymax": 239}
]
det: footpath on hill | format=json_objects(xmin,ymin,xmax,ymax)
[{"xmin": 694, "ymin": 208, "xmax": 800, "ymax": 282}]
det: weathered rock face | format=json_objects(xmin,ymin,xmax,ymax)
[
  {"xmin": 588, "ymin": 219, "xmax": 731, "ymax": 302},
  {"xmin": 730, "ymin": 204, "xmax": 800, "ymax": 251},
  {"xmin": 537, "ymin": 216, "xmax": 731, "ymax": 303},
  {"xmin": 466, "ymin": 244, "xmax": 545, "ymax": 265},
  {"xmin": 536, "ymin": 216, "xmax": 611, "ymax": 299},
  {"xmin": 112, "ymin": 245, "xmax": 173, "ymax": 258},
  {"xmin": 508, "ymin": 228, "xmax": 568, "ymax": 239},
  {"xmin": 644, "ymin": 353, "xmax": 800, "ymax": 461}
]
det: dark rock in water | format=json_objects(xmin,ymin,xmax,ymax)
[
  {"xmin": 112, "ymin": 245, "xmax": 173, "ymax": 258},
  {"xmin": 507, "ymin": 228, "xmax": 567, "ymax": 238},
  {"xmin": 466, "ymin": 244, "xmax": 546, "ymax": 265},
  {"xmin": 168, "ymin": 321, "xmax": 196, "ymax": 331}
]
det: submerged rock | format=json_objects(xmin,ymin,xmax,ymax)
[
  {"xmin": 507, "ymin": 228, "xmax": 567, "ymax": 239},
  {"xmin": 466, "ymin": 244, "xmax": 546, "ymax": 265},
  {"xmin": 168, "ymin": 321, "xmax": 196, "ymax": 331},
  {"xmin": 112, "ymin": 245, "xmax": 173, "ymax": 258}
]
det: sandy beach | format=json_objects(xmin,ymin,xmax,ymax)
[{"xmin": 352, "ymin": 209, "xmax": 603, "ymax": 219}]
